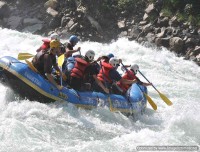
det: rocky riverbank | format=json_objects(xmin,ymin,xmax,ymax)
[{"xmin": 0, "ymin": 0, "xmax": 200, "ymax": 66}]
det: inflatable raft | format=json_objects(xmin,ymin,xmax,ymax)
[{"xmin": 0, "ymin": 56, "xmax": 147, "ymax": 115}]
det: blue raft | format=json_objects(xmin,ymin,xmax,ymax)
[{"xmin": 0, "ymin": 56, "xmax": 147, "ymax": 115}]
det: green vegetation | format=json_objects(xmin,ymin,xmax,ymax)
[
  {"xmin": 117, "ymin": 0, "xmax": 137, "ymax": 11},
  {"xmin": 161, "ymin": 8, "xmax": 173, "ymax": 17},
  {"xmin": 100, "ymin": 0, "xmax": 143, "ymax": 13},
  {"xmin": 161, "ymin": 0, "xmax": 200, "ymax": 25},
  {"xmin": 82, "ymin": 0, "xmax": 200, "ymax": 26},
  {"xmin": 176, "ymin": 12, "xmax": 187, "ymax": 22}
]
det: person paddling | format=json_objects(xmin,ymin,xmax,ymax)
[
  {"xmin": 60, "ymin": 35, "xmax": 81, "ymax": 75},
  {"xmin": 96, "ymin": 53, "xmax": 130, "ymax": 69},
  {"xmin": 95, "ymin": 57, "xmax": 138, "ymax": 94},
  {"xmin": 70, "ymin": 50, "xmax": 109, "ymax": 93},
  {"xmin": 117, "ymin": 64, "xmax": 152, "ymax": 93},
  {"xmin": 32, "ymin": 40, "xmax": 63, "ymax": 90},
  {"xmin": 62, "ymin": 35, "xmax": 81, "ymax": 58}
]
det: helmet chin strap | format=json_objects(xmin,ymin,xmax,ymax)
[
  {"xmin": 85, "ymin": 56, "xmax": 92, "ymax": 62},
  {"xmin": 131, "ymin": 69, "xmax": 137, "ymax": 75}
]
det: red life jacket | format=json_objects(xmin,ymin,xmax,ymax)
[
  {"xmin": 42, "ymin": 39, "xmax": 51, "ymax": 43},
  {"xmin": 71, "ymin": 58, "xmax": 89, "ymax": 78},
  {"xmin": 97, "ymin": 61, "xmax": 113, "ymax": 84},
  {"xmin": 36, "ymin": 39, "xmax": 50, "ymax": 52},
  {"xmin": 117, "ymin": 70, "xmax": 137, "ymax": 92}
]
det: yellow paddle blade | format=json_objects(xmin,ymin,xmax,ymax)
[
  {"xmin": 144, "ymin": 93, "xmax": 157, "ymax": 110},
  {"xmin": 18, "ymin": 53, "xmax": 34, "ymax": 60},
  {"xmin": 25, "ymin": 60, "xmax": 39, "ymax": 73},
  {"xmin": 58, "ymin": 54, "xmax": 65, "ymax": 67},
  {"xmin": 158, "ymin": 91, "xmax": 173, "ymax": 106}
]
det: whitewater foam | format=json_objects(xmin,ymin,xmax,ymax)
[{"xmin": 0, "ymin": 28, "xmax": 199, "ymax": 152}]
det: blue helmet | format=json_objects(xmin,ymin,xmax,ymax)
[
  {"xmin": 107, "ymin": 53, "xmax": 114, "ymax": 59},
  {"xmin": 69, "ymin": 35, "xmax": 79, "ymax": 43}
]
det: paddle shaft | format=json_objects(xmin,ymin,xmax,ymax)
[
  {"xmin": 138, "ymin": 70, "xmax": 158, "ymax": 92},
  {"xmin": 60, "ymin": 67, "xmax": 63, "ymax": 86},
  {"xmin": 138, "ymin": 69, "xmax": 172, "ymax": 106}
]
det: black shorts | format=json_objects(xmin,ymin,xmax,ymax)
[{"xmin": 70, "ymin": 77, "xmax": 82, "ymax": 91}]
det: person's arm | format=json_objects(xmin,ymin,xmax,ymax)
[
  {"xmin": 54, "ymin": 63, "xmax": 67, "ymax": 81},
  {"xmin": 65, "ymin": 47, "xmax": 81, "ymax": 56},
  {"xmin": 46, "ymin": 73, "xmax": 63, "ymax": 90},
  {"xmin": 142, "ymin": 82, "xmax": 152, "ymax": 86},
  {"xmin": 136, "ymin": 77, "xmax": 152, "ymax": 86},
  {"xmin": 54, "ymin": 60, "xmax": 67, "ymax": 81},
  {"xmin": 124, "ymin": 65, "xmax": 131, "ymax": 68},
  {"xmin": 96, "ymin": 56, "xmax": 102, "ymax": 62},
  {"xmin": 93, "ymin": 75, "xmax": 109, "ymax": 94},
  {"xmin": 120, "ymin": 78, "xmax": 138, "ymax": 85},
  {"xmin": 44, "ymin": 54, "xmax": 63, "ymax": 90},
  {"xmin": 109, "ymin": 69, "xmax": 136, "ymax": 86},
  {"xmin": 118, "ymin": 59, "xmax": 131, "ymax": 68},
  {"xmin": 54, "ymin": 64, "xmax": 62, "ymax": 74}
]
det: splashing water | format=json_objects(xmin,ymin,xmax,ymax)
[{"xmin": 0, "ymin": 28, "xmax": 199, "ymax": 152}]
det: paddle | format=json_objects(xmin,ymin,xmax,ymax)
[
  {"xmin": 78, "ymin": 47, "xmax": 81, "ymax": 56},
  {"xmin": 57, "ymin": 54, "xmax": 65, "ymax": 86},
  {"xmin": 18, "ymin": 53, "xmax": 34, "ymax": 60},
  {"xmin": 25, "ymin": 59, "xmax": 39, "ymax": 73},
  {"xmin": 138, "ymin": 70, "xmax": 173, "ymax": 106},
  {"xmin": 100, "ymin": 61, "xmax": 115, "ymax": 112},
  {"xmin": 121, "ymin": 63, "xmax": 157, "ymax": 111},
  {"xmin": 58, "ymin": 54, "xmax": 65, "ymax": 67}
]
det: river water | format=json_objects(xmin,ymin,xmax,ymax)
[{"xmin": 0, "ymin": 28, "xmax": 199, "ymax": 152}]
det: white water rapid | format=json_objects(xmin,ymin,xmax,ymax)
[{"xmin": 0, "ymin": 28, "xmax": 199, "ymax": 152}]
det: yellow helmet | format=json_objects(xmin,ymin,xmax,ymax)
[{"xmin": 50, "ymin": 40, "xmax": 60, "ymax": 49}]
